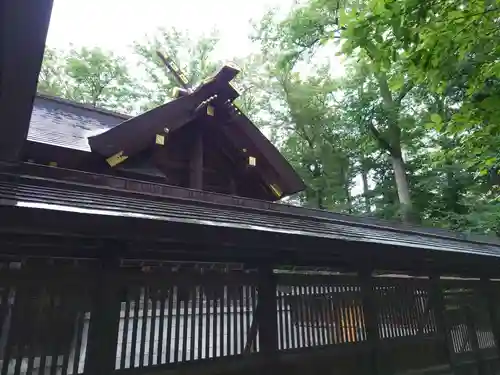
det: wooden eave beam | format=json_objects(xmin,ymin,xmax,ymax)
[{"xmin": 0, "ymin": 0, "xmax": 54, "ymax": 161}]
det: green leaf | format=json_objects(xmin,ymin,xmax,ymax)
[
  {"xmin": 430, "ymin": 113, "xmax": 442, "ymax": 124},
  {"xmin": 389, "ymin": 75, "xmax": 404, "ymax": 91},
  {"xmin": 485, "ymin": 157, "xmax": 497, "ymax": 167}
]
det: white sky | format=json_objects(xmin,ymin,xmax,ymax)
[
  {"xmin": 47, "ymin": 0, "xmax": 344, "ymax": 74},
  {"xmin": 47, "ymin": 0, "xmax": 294, "ymax": 59}
]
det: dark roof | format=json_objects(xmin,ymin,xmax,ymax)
[
  {"xmin": 1, "ymin": 163, "xmax": 499, "ymax": 276},
  {"xmin": 28, "ymin": 94, "xmax": 128, "ymax": 152},
  {"xmin": 88, "ymin": 66, "xmax": 306, "ymax": 197}
]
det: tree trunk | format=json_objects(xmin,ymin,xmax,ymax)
[
  {"xmin": 391, "ymin": 155, "xmax": 416, "ymax": 223},
  {"xmin": 376, "ymin": 72, "xmax": 418, "ymax": 223},
  {"xmin": 361, "ymin": 161, "xmax": 371, "ymax": 214}
]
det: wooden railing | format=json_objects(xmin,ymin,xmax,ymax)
[{"xmin": 1, "ymin": 263, "xmax": 500, "ymax": 375}]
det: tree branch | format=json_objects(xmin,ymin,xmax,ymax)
[{"xmin": 395, "ymin": 82, "xmax": 414, "ymax": 105}]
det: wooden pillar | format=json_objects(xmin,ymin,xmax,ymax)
[
  {"xmin": 359, "ymin": 270, "xmax": 380, "ymax": 375},
  {"xmin": 257, "ymin": 266, "xmax": 278, "ymax": 354},
  {"xmin": 0, "ymin": 0, "xmax": 54, "ymax": 161},
  {"xmin": 84, "ymin": 257, "xmax": 122, "ymax": 375},
  {"xmin": 189, "ymin": 129, "xmax": 203, "ymax": 190},
  {"xmin": 430, "ymin": 274, "xmax": 455, "ymax": 372},
  {"xmin": 481, "ymin": 278, "xmax": 500, "ymax": 361},
  {"xmin": 464, "ymin": 305, "xmax": 485, "ymax": 375}
]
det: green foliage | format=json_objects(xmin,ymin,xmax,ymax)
[
  {"xmin": 252, "ymin": 0, "xmax": 500, "ymax": 233},
  {"xmin": 38, "ymin": 46, "xmax": 139, "ymax": 113},
  {"xmin": 133, "ymin": 28, "xmax": 222, "ymax": 110},
  {"xmin": 36, "ymin": 13, "xmax": 500, "ymax": 235}
]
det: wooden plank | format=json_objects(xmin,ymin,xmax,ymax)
[
  {"xmin": 121, "ymin": 292, "xmax": 131, "ymax": 369},
  {"xmin": 165, "ymin": 286, "xmax": 174, "ymax": 363},
  {"xmin": 84, "ymin": 259, "xmax": 122, "ymax": 375},
  {"xmin": 0, "ymin": 0, "xmax": 54, "ymax": 161},
  {"xmin": 360, "ymin": 271, "xmax": 380, "ymax": 375},
  {"xmin": 189, "ymin": 129, "xmax": 203, "ymax": 190},
  {"xmin": 257, "ymin": 267, "xmax": 278, "ymax": 354}
]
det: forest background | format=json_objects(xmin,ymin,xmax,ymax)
[{"xmin": 39, "ymin": 0, "xmax": 500, "ymax": 235}]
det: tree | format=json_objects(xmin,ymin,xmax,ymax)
[
  {"xmin": 38, "ymin": 47, "xmax": 67, "ymax": 97},
  {"xmin": 38, "ymin": 46, "xmax": 140, "ymax": 113},
  {"xmin": 255, "ymin": 2, "xmax": 420, "ymax": 222},
  {"xmin": 133, "ymin": 28, "xmax": 221, "ymax": 109}
]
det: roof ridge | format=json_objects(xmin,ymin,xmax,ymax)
[{"xmin": 35, "ymin": 92, "xmax": 131, "ymax": 120}]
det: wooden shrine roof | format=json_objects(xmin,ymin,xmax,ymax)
[
  {"xmin": 27, "ymin": 94, "xmax": 127, "ymax": 152},
  {"xmin": 1, "ymin": 162, "xmax": 499, "ymax": 276},
  {"xmin": 87, "ymin": 65, "xmax": 306, "ymax": 197},
  {"xmin": 27, "ymin": 89, "xmax": 305, "ymax": 198}
]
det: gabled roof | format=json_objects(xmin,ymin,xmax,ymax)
[
  {"xmin": 88, "ymin": 66, "xmax": 306, "ymax": 197},
  {"xmin": 28, "ymin": 94, "xmax": 127, "ymax": 152}
]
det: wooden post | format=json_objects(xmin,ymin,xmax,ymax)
[
  {"xmin": 84, "ymin": 257, "xmax": 122, "ymax": 375},
  {"xmin": 189, "ymin": 128, "xmax": 203, "ymax": 190},
  {"xmin": 0, "ymin": 0, "xmax": 54, "ymax": 161},
  {"xmin": 464, "ymin": 305, "xmax": 485, "ymax": 375},
  {"xmin": 257, "ymin": 266, "xmax": 278, "ymax": 354},
  {"xmin": 359, "ymin": 270, "xmax": 380, "ymax": 375},
  {"xmin": 430, "ymin": 274, "xmax": 455, "ymax": 372},
  {"xmin": 481, "ymin": 278, "xmax": 500, "ymax": 362}
]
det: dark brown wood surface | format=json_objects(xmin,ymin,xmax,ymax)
[{"xmin": 0, "ymin": 0, "xmax": 54, "ymax": 161}]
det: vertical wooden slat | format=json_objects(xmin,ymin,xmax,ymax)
[
  {"xmin": 130, "ymin": 287, "xmax": 140, "ymax": 368},
  {"xmin": 283, "ymin": 288, "xmax": 291, "ymax": 350},
  {"xmin": 384, "ymin": 285, "xmax": 395, "ymax": 338},
  {"xmin": 0, "ymin": 288, "xmax": 19, "ymax": 375},
  {"xmin": 232, "ymin": 286, "xmax": 238, "ymax": 355},
  {"xmin": 238, "ymin": 285, "xmax": 245, "ymax": 354},
  {"xmin": 245, "ymin": 286, "xmax": 252, "ymax": 351},
  {"xmin": 190, "ymin": 287, "xmax": 196, "ymax": 361},
  {"xmin": 300, "ymin": 285, "xmax": 309, "ymax": 347},
  {"xmin": 395, "ymin": 284, "xmax": 407, "ymax": 337},
  {"xmin": 348, "ymin": 285, "xmax": 357, "ymax": 342},
  {"xmin": 338, "ymin": 288, "xmax": 348, "ymax": 343},
  {"xmin": 182, "ymin": 292, "xmax": 189, "ymax": 362},
  {"xmin": 45, "ymin": 290, "xmax": 58, "ymax": 375},
  {"xmin": 149, "ymin": 291, "xmax": 157, "ymax": 366},
  {"xmin": 173, "ymin": 287, "xmax": 181, "ymax": 363},
  {"xmin": 120, "ymin": 292, "xmax": 130, "ymax": 370},
  {"xmin": 61, "ymin": 291, "xmax": 78, "ymax": 375},
  {"xmin": 50, "ymin": 291, "xmax": 64, "ymax": 375},
  {"xmin": 310, "ymin": 284, "xmax": 319, "ymax": 346},
  {"xmin": 157, "ymin": 289, "xmax": 166, "ymax": 365},
  {"xmin": 251, "ymin": 286, "xmax": 259, "ymax": 352},
  {"xmin": 204, "ymin": 288, "xmax": 211, "ymax": 359},
  {"xmin": 138, "ymin": 287, "xmax": 149, "ymax": 368},
  {"xmin": 212, "ymin": 287, "xmax": 218, "ymax": 358},
  {"xmin": 166, "ymin": 286, "xmax": 174, "ymax": 363},
  {"xmin": 322, "ymin": 285, "xmax": 332, "ymax": 345},
  {"xmin": 321, "ymin": 284, "xmax": 329, "ymax": 344},
  {"xmin": 298, "ymin": 285, "xmax": 306, "ymax": 348},
  {"xmin": 277, "ymin": 289, "xmax": 284, "ymax": 350},
  {"xmin": 288, "ymin": 287, "xmax": 297, "ymax": 350},
  {"xmin": 360, "ymin": 271, "xmax": 380, "ymax": 375},
  {"xmin": 71, "ymin": 312, "xmax": 85, "ymax": 375},
  {"xmin": 220, "ymin": 285, "xmax": 225, "ymax": 357},
  {"xmin": 197, "ymin": 286, "xmax": 203, "ymax": 360}
]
